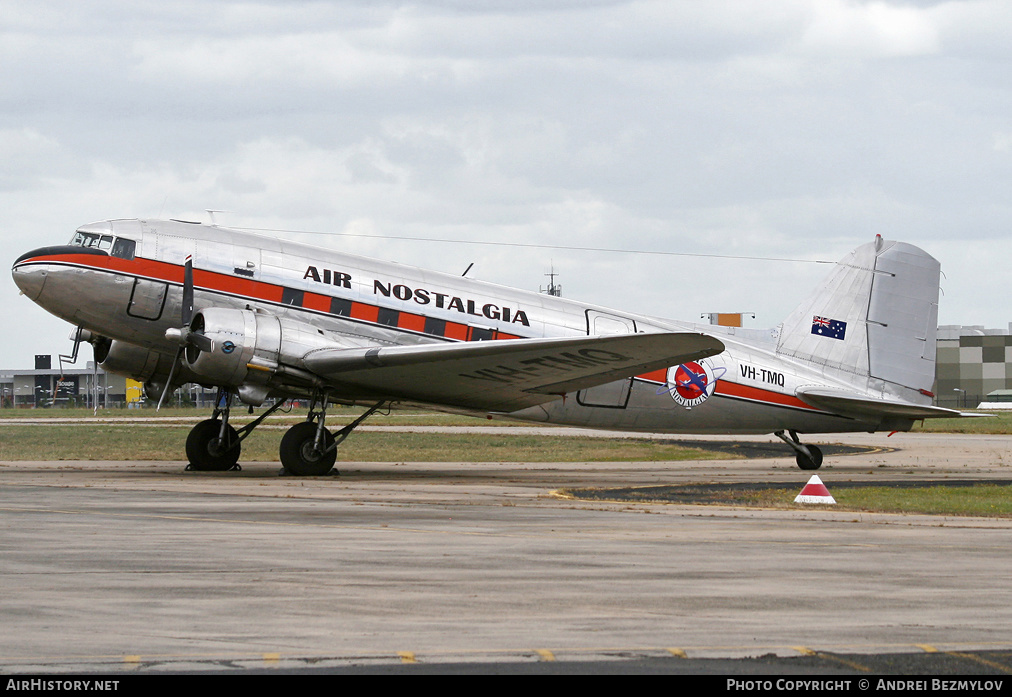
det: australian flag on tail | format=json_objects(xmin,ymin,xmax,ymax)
[{"xmin": 811, "ymin": 315, "xmax": 847, "ymax": 340}]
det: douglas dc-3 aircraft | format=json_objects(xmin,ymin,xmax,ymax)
[{"xmin": 12, "ymin": 218, "xmax": 962, "ymax": 475}]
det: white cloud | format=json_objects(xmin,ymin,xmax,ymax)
[
  {"xmin": 0, "ymin": 128, "xmax": 63, "ymax": 187},
  {"xmin": 800, "ymin": 0, "xmax": 941, "ymax": 57},
  {"xmin": 993, "ymin": 132, "xmax": 1012, "ymax": 152},
  {"xmin": 132, "ymin": 33, "xmax": 428, "ymax": 88}
]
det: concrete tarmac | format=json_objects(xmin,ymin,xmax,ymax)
[{"xmin": 1, "ymin": 430, "xmax": 1011, "ymax": 674}]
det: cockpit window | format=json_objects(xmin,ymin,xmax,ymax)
[
  {"xmin": 69, "ymin": 231, "xmax": 113, "ymax": 250},
  {"xmin": 111, "ymin": 237, "xmax": 136, "ymax": 260},
  {"xmin": 69, "ymin": 231, "xmax": 136, "ymax": 260}
]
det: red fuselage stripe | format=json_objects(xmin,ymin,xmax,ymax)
[
  {"xmin": 23, "ymin": 253, "xmax": 522, "ymax": 343},
  {"xmin": 632, "ymin": 368, "xmax": 822, "ymax": 412},
  {"xmin": 713, "ymin": 381, "xmax": 817, "ymax": 411}
]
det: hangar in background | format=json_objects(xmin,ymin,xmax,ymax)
[
  {"xmin": 0, "ymin": 354, "xmax": 224, "ymax": 409},
  {"xmin": 0, "ymin": 354, "xmax": 126, "ymax": 408},
  {"xmin": 935, "ymin": 324, "xmax": 1012, "ymax": 409}
]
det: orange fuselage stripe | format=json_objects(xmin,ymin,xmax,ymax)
[
  {"xmin": 25, "ymin": 253, "xmax": 520, "ymax": 343},
  {"xmin": 632, "ymin": 368, "xmax": 821, "ymax": 412}
]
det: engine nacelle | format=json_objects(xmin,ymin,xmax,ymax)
[
  {"xmin": 182, "ymin": 307, "xmax": 341, "ymax": 391},
  {"xmin": 98, "ymin": 339, "xmax": 200, "ymax": 386}
]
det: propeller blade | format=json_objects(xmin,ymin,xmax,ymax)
[
  {"xmin": 159, "ymin": 256, "xmax": 198, "ymax": 411},
  {"xmin": 189, "ymin": 332, "xmax": 215, "ymax": 353},
  {"xmin": 182, "ymin": 256, "xmax": 194, "ymax": 326},
  {"xmin": 157, "ymin": 346, "xmax": 183, "ymax": 411}
]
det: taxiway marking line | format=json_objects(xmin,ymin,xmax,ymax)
[
  {"xmin": 816, "ymin": 652, "xmax": 872, "ymax": 672},
  {"xmin": 947, "ymin": 651, "xmax": 1011, "ymax": 673}
]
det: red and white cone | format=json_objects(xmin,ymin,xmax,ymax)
[{"xmin": 794, "ymin": 475, "xmax": 836, "ymax": 504}]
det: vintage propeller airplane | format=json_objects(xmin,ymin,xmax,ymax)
[{"xmin": 12, "ymin": 218, "xmax": 961, "ymax": 475}]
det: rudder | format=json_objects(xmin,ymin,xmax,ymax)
[{"xmin": 776, "ymin": 236, "xmax": 940, "ymax": 403}]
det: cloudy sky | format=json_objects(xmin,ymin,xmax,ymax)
[{"xmin": 3, "ymin": 0, "xmax": 1010, "ymax": 369}]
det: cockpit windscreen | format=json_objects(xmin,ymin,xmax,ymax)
[{"xmin": 69, "ymin": 231, "xmax": 136, "ymax": 260}]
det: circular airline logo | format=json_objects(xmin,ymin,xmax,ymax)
[
  {"xmin": 664, "ymin": 360, "xmax": 725, "ymax": 408},
  {"xmin": 221, "ymin": 341, "xmax": 236, "ymax": 354}
]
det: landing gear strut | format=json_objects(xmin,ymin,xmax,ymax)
[
  {"xmin": 185, "ymin": 418, "xmax": 241, "ymax": 471},
  {"xmin": 775, "ymin": 429, "xmax": 824, "ymax": 470},
  {"xmin": 185, "ymin": 390, "xmax": 241, "ymax": 471},
  {"xmin": 184, "ymin": 389, "xmax": 289, "ymax": 472},
  {"xmin": 279, "ymin": 398, "xmax": 385, "ymax": 476},
  {"xmin": 182, "ymin": 387, "xmax": 384, "ymax": 476}
]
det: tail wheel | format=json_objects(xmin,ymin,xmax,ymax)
[
  {"xmin": 280, "ymin": 421, "xmax": 337, "ymax": 476},
  {"xmin": 185, "ymin": 418, "xmax": 241, "ymax": 471}
]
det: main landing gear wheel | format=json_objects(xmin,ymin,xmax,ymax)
[
  {"xmin": 185, "ymin": 418, "xmax": 241, "ymax": 471},
  {"xmin": 796, "ymin": 444, "xmax": 823, "ymax": 471},
  {"xmin": 280, "ymin": 421, "xmax": 337, "ymax": 476}
]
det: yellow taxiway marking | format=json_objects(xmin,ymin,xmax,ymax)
[
  {"xmin": 3, "ymin": 641, "xmax": 1010, "ymax": 671},
  {"xmin": 816, "ymin": 652, "xmax": 872, "ymax": 672},
  {"xmin": 769, "ymin": 645, "xmax": 873, "ymax": 672},
  {"xmin": 398, "ymin": 652, "xmax": 417, "ymax": 664},
  {"xmin": 947, "ymin": 652, "xmax": 1011, "ymax": 673}
]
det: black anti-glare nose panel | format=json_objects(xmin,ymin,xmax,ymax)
[{"xmin": 14, "ymin": 245, "xmax": 109, "ymax": 266}]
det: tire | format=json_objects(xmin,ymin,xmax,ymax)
[
  {"xmin": 796, "ymin": 444, "xmax": 823, "ymax": 470},
  {"xmin": 279, "ymin": 421, "xmax": 337, "ymax": 476},
  {"xmin": 185, "ymin": 418, "xmax": 241, "ymax": 471}
]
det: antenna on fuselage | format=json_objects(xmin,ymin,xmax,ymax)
[{"xmin": 206, "ymin": 209, "xmax": 229, "ymax": 226}]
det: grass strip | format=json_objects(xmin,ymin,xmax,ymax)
[
  {"xmin": 0, "ymin": 406, "xmax": 552, "ymax": 428},
  {"xmin": 0, "ymin": 425, "xmax": 725, "ymax": 463},
  {"xmin": 562, "ymin": 484, "xmax": 1012, "ymax": 517},
  {"xmin": 912, "ymin": 410, "xmax": 1012, "ymax": 434}
]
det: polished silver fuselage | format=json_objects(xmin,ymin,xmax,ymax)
[{"xmin": 13, "ymin": 219, "xmax": 890, "ymax": 435}]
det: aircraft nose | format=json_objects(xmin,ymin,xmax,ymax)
[{"xmin": 12, "ymin": 258, "xmax": 49, "ymax": 301}]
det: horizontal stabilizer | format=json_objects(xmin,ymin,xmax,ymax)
[
  {"xmin": 796, "ymin": 387, "xmax": 977, "ymax": 420},
  {"xmin": 303, "ymin": 332, "xmax": 724, "ymax": 412}
]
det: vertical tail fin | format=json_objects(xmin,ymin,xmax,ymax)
[{"xmin": 776, "ymin": 236, "xmax": 940, "ymax": 403}]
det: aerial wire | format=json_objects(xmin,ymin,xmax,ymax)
[{"xmin": 232, "ymin": 225, "xmax": 835, "ymax": 265}]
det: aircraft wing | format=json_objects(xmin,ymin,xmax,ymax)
[
  {"xmin": 796, "ymin": 387, "xmax": 978, "ymax": 420},
  {"xmin": 301, "ymin": 332, "xmax": 724, "ymax": 412}
]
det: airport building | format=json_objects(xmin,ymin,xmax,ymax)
[
  {"xmin": 934, "ymin": 324, "xmax": 1012, "ymax": 409},
  {"xmin": 0, "ymin": 354, "xmax": 211, "ymax": 409},
  {"xmin": 0, "ymin": 355, "xmax": 128, "ymax": 408}
]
